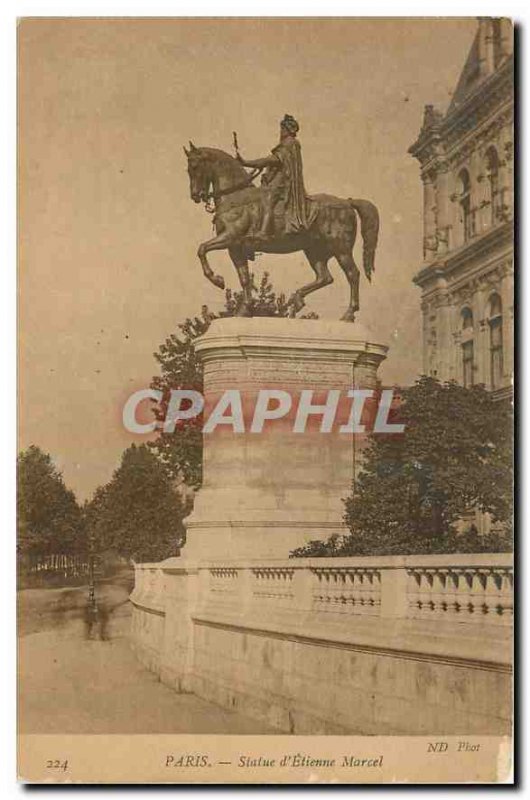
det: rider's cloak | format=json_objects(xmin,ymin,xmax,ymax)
[{"xmin": 271, "ymin": 137, "xmax": 317, "ymax": 233}]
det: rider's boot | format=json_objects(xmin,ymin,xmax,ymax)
[{"xmin": 255, "ymin": 210, "xmax": 273, "ymax": 241}]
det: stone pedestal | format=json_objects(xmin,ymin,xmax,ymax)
[{"xmin": 184, "ymin": 317, "xmax": 387, "ymax": 559}]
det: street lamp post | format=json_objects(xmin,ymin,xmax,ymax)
[{"xmin": 88, "ymin": 553, "xmax": 97, "ymax": 610}]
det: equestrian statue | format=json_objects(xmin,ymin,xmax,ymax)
[{"xmin": 184, "ymin": 114, "xmax": 379, "ymax": 321}]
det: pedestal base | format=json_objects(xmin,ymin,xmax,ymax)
[{"xmin": 184, "ymin": 317, "xmax": 388, "ymax": 560}]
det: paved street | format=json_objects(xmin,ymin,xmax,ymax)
[{"xmin": 18, "ymin": 571, "xmax": 274, "ymax": 734}]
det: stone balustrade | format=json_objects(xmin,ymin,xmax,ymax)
[
  {"xmin": 310, "ymin": 565, "xmax": 382, "ymax": 617},
  {"xmin": 132, "ymin": 553, "xmax": 513, "ymax": 640},
  {"xmin": 130, "ymin": 552, "xmax": 513, "ymax": 734},
  {"xmin": 182, "ymin": 554, "xmax": 514, "ymax": 627},
  {"xmin": 406, "ymin": 563, "xmax": 513, "ymax": 625}
]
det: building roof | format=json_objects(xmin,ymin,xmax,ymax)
[{"xmin": 447, "ymin": 30, "xmax": 482, "ymax": 114}]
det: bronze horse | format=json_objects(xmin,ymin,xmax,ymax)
[{"xmin": 185, "ymin": 142, "xmax": 379, "ymax": 321}]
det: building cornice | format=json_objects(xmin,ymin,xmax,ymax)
[
  {"xmin": 409, "ymin": 56, "xmax": 514, "ymax": 171},
  {"xmin": 418, "ymin": 258, "xmax": 512, "ymax": 312},
  {"xmin": 413, "ymin": 221, "xmax": 513, "ymax": 288},
  {"xmin": 442, "ymin": 57, "xmax": 514, "ymax": 146}
]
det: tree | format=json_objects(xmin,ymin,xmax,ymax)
[
  {"xmin": 293, "ymin": 377, "xmax": 513, "ymax": 557},
  {"xmin": 17, "ymin": 445, "xmax": 84, "ymax": 556},
  {"xmin": 149, "ymin": 272, "xmax": 316, "ymax": 488},
  {"xmin": 82, "ymin": 484, "xmax": 110, "ymax": 557},
  {"xmin": 149, "ymin": 306, "xmax": 213, "ymax": 490},
  {"xmin": 85, "ymin": 444, "xmax": 188, "ymax": 562}
]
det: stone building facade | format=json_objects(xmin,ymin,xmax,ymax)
[{"xmin": 409, "ymin": 19, "xmax": 514, "ymax": 401}]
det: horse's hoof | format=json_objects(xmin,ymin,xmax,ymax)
[
  {"xmin": 212, "ymin": 274, "xmax": 225, "ymax": 290},
  {"xmin": 341, "ymin": 309, "xmax": 356, "ymax": 322},
  {"xmin": 288, "ymin": 291, "xmax": 305, "ymax": 314}
]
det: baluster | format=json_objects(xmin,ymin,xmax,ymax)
[
  {"xmin": 328, "ymin": 570, "xmax": 337, "ymax": 610},
  {"xmin": 467, "ymin": 570, "xmax": 486, "ymax": 624},
  {"xmin": 319, "ymin": 569, "xmax": 330, "ymax": 609},
  {"xmin": 431, "ymin": 569, "xmax": 448, "ymax": 617},
  {"xmin": 346, "ymin": 570, "xmax": 356, "ymax": 612},
  {"xmin": 361, "ymin": 570, "xmax": 373, "ymax": 613},
  {"xmin": 348, "ymin": 570, "xmax": 355, "ymax": 612},
  {"xmin": 316, "ymin": 569, "xmax": 328, "ymax": 611},
  {"xmin": 309, "ymin": 568, "xmax": 320, "ymax": 610},
  {"xmin": 418, "ymin": 570, "xmax": 434, "ymax": 618},
  {"xmin": 406, "ymin": 570, "xmax": 422, "ymax": 619},
  {"xmin": 250, "ymin": 567, "xmax": 260, "ymax": 606},
  {"xmin": 445, "ymin": 570, "xmax": 459, "ymax": 617},
  {"xmin": 276, "ymin": 569, "xmax": 283, "ymax": 605},
  {"xmin": 453, "ymin": 569, "xmax": 470, "ymax": 620},
  {"xmin": 363, "ymin": 570, "xmax": 374, "ymax": 613},
  {"xmin": 498, "ymin": 570, "xmax": 514, "ymax": 624},
  {"xmin": 482, "ymin": 569, "xmax": 498, "ymax": 623},
  {"xmin": 344, "ymin": 569, "xmax": 354, "ymax": 613},
  {"xmin": 340, "ymin": 570, "xmax": 348, "ymax": 612},
  {"xmin": 287, "ymin": 569, "xmax": 295, "ymax": 608},
  {"xmin": 318, "ymin": 569, "xmax": 329, "ymax": 611},
  {"xmin": 342, "ymin": 569, "xmax": 353, "ymax": 613},
  {"xmin": 373, "ymin": 570, "xmax": 382, "ymax": 612},
  {"xmin": 335, "ymin": 569, "xmax": 346, "ymax": 614},
  {"xmin": 369, "ymin": 570, "xmax": 381, "ymax": 614},
  {"xmin": 353, "ymin": 570, "xmax": 363, "ymax": 612}
]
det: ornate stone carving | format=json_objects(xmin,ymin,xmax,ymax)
[
  {"xmin": 423, "ymin": 235, "xmax": 438, "ymax": 254},
  {"xmin": 447, "ymin": 109, "xmax": 513, "ymax": 169}
]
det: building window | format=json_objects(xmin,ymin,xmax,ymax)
[
  {"xmin": 461, "ymin": 306, "xmax": 473, "ymax": 330},
  {"xmin": 485, "ymin": 146, "xmax": 501, "ymax": 224},
  {"xmin": 458, "ymin": 169, "xmax": 473, "ymax": 242},
  {"xmin": 461, "ymin": 307, "xmax": 474, "ymax": 387},
  {"xmin": 462, "ymin": 341, "xmax": 474, "ymax": 387},
  {"xmin": 488, "ymin": 294, "xmax": 503, "ymax": 389}
]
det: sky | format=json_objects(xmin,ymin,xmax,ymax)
[{"xmin": 18, "ymin": 17, "xmax": 477, "ymax": 500}]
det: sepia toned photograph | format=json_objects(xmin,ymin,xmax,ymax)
[{"xmin": 17, "ymin": 16, "xmax": 514, "ymax": 784}]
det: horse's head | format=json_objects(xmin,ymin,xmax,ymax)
[
  {"xmin": 184, "ymin": 142, "xmax": 246, "ymax": 204},
  {"xmin": 184, "ymin": 141, "xmax": 211, "ymax": 203}
]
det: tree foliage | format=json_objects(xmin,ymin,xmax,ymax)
[
  {"xmin": 149, "ymin": 272, "xmax": 316, "ymax": 488},
  {"xmin": 293, "ymin": 377, "xmax": 513, "ymax": 557},
  {"xmin": 84, "ymin": 444, "xmax": 187, "ymax": 562},
  {"xmin": 17, "ymin": 445, "xmax": 85, "ymax": 556}
]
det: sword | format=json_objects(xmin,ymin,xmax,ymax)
[{"xmin": 232, "ymin": 131, "xmax": 240, "ymax": 156}]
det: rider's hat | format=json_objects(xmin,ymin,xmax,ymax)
[{"xmin": 280, "ymin": 114, "xmax": 299, "ymax": 135}]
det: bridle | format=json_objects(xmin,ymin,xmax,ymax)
[{"xmin": 196, "ymin": 163, "xmax": 264, "ymax": 214}]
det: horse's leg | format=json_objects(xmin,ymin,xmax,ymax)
[
  {"xmin": 197, "ymin": 232, "xmax": 234, "ymax": 290},
  {"xmin": 229, "ymin": 246, "xmax": 253, "ymax": 316},
  {"xmin": 288, "ymin": 247, "xmax": 333, "ymax": 314},
  {"xmin": 336, "ymin": 252, "xmax": 360, "ymax": 322}
]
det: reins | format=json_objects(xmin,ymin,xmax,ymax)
[{"xmin": 203, "ymin": 167, "xmax": 264, "ymax": 214}]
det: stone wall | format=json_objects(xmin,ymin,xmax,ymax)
[{"xmin": 130, "ymin": 553, "xmax": 513, "ymax": 735}]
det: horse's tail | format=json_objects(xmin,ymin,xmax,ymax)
[{"xmin": 348, "ymin": 199, "xmax": 379, "ymax": 282}]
